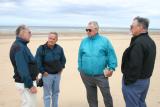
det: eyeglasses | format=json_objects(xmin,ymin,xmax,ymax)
[{"xmin": 86, "ymin": 29, "xmax": 92, "ymax": 32}]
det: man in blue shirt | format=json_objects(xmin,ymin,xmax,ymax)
[
  {"xmin": 36, "ymin": 32, "xmax": 66, "ymax": 107},
  {"xmin": 78, "ymin": 21, "xmax": 117, "ymax": 107}
]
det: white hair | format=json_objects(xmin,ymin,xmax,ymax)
[{"xmin": 88, "ymin": 21, "xmax": 99, "ymax": 31}]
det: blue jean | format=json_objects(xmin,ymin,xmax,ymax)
[
  {"xmin": 122, "ymin": 78, "xmax": 150, "ymax": 107},
  {"xmin": 42, "ymin": 74, "xmax": 61, "ymax": 107}
]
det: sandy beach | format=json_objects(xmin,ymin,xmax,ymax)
[{"xmin": 0, "ymin": 32, "xmax": 160, "ymax": 107}]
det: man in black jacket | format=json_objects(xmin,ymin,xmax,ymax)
[
  {"xmin": 35, "ymin": 32, "xmax": 66, "ymax": 107},
  {"xmin": 121, "ymin": 16, "xmax": 156, "ymax": 107}
]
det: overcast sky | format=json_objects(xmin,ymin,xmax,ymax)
[{"xmin": 0, "ymin": 0, "xmax": 159, "ymax": 28}]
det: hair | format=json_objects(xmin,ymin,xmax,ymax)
[
  {"xmin": 49, "ymin": 32, "xmax": 58, "ymax": 38},
  {"xmin": 16, "ymin": 25, "xmax": 28, "ymax": 36},
  {"xmin": 134, "ymin": 16, "xmax": 149, "ymax": 30},
  {"xmin": 88, "ymin": 21, "xmax": 99, "ymax": 31}
]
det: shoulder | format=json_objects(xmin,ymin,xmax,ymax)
[
  {"xmin": 36, "ymin": 44, "xmax": 46, "ymax": 53},
  {"xmin": 37, "ymin": 44, "xmax": 43, "ymax": 50},
  {"xmin": 134, "ymin": 36, "xmax": 147, "ymax": 46},
  {"xmin": 137, "ymin": 35, "xmax": 156, "ymax": 49},
  {"xmin": 82, "ymin": 36, "xmax": 88, "ymax": 41},
  {"xmin": 14, "ymin": 41, "xmax": 25, "ymax": 52},
  {"xmin": 10, "ymin": 42, "xmax": 21, "ymax": 53},
  {"xmin": 131, "ymin": 37, "xmax": 146, "ymax": 51},
  {"xmin": 80, "ymin": 36, "xmax": 89, "ymax": 45},
  {"xmin": 98, "ymin": 35, "xmax": 111, "ymax": 44},
  {"xmin": 100, "ymin": 35, "xmax": 108, "ymax": 40},
  {"xmin": 55, "ymin": 44, "xmax": 63, "ymax": 50}
]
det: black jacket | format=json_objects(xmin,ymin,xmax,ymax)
[
  {"xmin": 121, "ymin": 32, "xmax": 156, "ymax": 85},
  {"xmin": 35, "ymin": 43, "xmax": 66, "ymax": 74}
]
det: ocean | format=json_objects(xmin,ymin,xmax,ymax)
[{"xmin": 0, "ymin": 26, "xmax": 159, "ymax": 36}]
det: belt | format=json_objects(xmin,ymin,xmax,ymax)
[{"xmin": 81, "ymin": 72, "xmax": 104, "ymax": 77}]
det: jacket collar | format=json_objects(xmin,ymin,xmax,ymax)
[
  {"xmin": 16, "ymin": 36, "xmax": 29, "ymax": 45},
  {"xmin": 44, "ymin": 42, "xmax": 57, "ymax": 49},
  {"xmin": 130, "ymin": 32, "xmax": 148, "ymax": 45},
  {"xmin": 88, "ymin": 33, "xmax": 99, "ymax": 40}
]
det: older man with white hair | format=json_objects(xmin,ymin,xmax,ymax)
[{"xmin": 78, "ymin": 21, "xmax": 117, "ymax": 107}]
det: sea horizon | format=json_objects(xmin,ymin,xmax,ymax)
[{"xmin": 0, "ymin": 26, "xmax": 159, "ymax": 37}]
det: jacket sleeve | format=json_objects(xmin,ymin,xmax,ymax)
[
  {"xmin": 60, "ymin": 48, "xmax": 66, "ymax": 68},
  {"xmin": 125, "ymin": 43, "xmax": 144, "ymax": 85},
  {"xmin": 15, "ymin": 49, "xmax": 33, "ymax": 88},
  {"xmin": 78, "ymin": 41, "xmax": 83, "ymax": 72},
  {"xmin": 106, "ymin": 39, "xmax": 118, "ymax": 71},
  {"xmin": 35, "ymin": 46, "xmax": 45, "ymax": 74}
]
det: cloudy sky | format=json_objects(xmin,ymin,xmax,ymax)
[{"xmin": 0, "ymin": 0, "xmax": 159, "ymax": 28}]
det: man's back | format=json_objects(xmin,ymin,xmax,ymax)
[
  {"xmin": 10, "ymin": 37, "xmax": 26, "ymax": 82},
  {"xmin": 137, "ymin": 33, "xmax": 156, "ymax": 78}
]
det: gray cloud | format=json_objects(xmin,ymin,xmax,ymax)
[{"xmin": 0, "ymin": 0, "xmax": 159, "ymax": 28}]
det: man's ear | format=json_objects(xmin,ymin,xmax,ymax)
[
  {"xmin": 139, "ymin": 24, "xmax": 144, "ymax": 30},
  {"xmin": 19, "ymin": 30, "xmax": 25, "ymax": 37}
]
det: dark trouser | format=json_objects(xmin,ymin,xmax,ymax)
[
  {"xmin": 80, "ymin": 72, "xmax": 113, "ymax": 107},
  {"xmin": 122, "ymin": 78, "xmax": 150, "ymax": 107}
]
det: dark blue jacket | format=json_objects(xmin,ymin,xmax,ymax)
[
  {"xmin": 9, "ymin": 37, "xmax": 37, "ymax": 88},
  {"xmin": 35, "ymin": 43, "xmax": 66, "ymax": 74}
]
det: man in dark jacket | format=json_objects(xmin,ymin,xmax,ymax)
[
  {"xmin": 35, "ymin": 32, "xmax": 66, "ymax": 107},
  {"xmin": 121, "ymin": 16, "xmax": 156, "ymax": 107},
  {"xmin": 9, "ymin": 25, "xmax": 38, "ymax": 107}
]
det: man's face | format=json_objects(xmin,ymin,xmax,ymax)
[
  {"xmin": 47, "ymin": 34, "xmax": 57, "ymax": 46},
  {"xmin": 21, "ymin": 29, "xmax": 32, "ymax": 42},
  {"xmin": 86, "ymin": 25, "xmax": 98, "ymax": 37},
  {"xmin": 130, "ymin": 20, "xmax": 143, "ymax": 36}
]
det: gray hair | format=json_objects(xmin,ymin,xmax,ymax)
[
  {"xmin": 88, "ymin": 21, "xmax": 99, "ymax": 30},
  {"xmin": 134, "ymin": 16, "xmax": 149, "ymax": 30},
  {"xmin": 16, "ymin": 25, "xmax": 28, "ymax": 36},
  {"xmin": 50, "ymin": 32, "xmax": 58, "ymax": 38}
]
